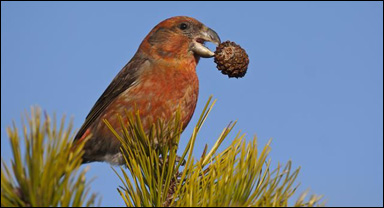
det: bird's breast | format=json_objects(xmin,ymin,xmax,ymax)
[
  {"xmin": 99, "ymin": 59, "xmax": 199, "ymax": 135},
  {"xmin": 132, "ymin": 61, "xmax": 199, "ymax": 129}
]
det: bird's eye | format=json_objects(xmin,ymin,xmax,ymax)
[{"xmin": 179, "ymin": 23, "xmax": 189, "ymax": 30}]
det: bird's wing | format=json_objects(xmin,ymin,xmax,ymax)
[{"xmin": 74, "ymin": 55, "xmax": 148, "ymax": 141}]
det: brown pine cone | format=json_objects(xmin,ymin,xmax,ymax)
[{"xmin": 214, "ymin": 41, "xmax": 249, "ymax": 78}]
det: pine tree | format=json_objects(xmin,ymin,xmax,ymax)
[{"xmin": 1, "ymin": 97, "xmax": 323, "ymax": 207}]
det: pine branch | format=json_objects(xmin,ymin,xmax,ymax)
[
  {"xmin": 1, "ymin": 107, "xmax": 99, "ymax": 207},
  {"xmin": 111, "ymin": 96, "xmax": 324, "ymax": 207}
]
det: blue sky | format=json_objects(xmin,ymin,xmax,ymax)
[{"xmin": 1, "ymin": 2, "xmax": 383, "ymax": 207}]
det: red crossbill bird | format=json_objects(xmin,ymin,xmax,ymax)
[{"xmin": 73, "ymin": 16, "xmax": 221, "ymax": 165}]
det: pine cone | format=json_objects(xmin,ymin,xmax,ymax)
[{"xmin": 214, "ymin": 41, "xmax": 249, "ymax": 78}]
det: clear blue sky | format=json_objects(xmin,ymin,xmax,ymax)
[{"xmin": 1, "ymin": 2, "xmax": 383, "ymax": 207}]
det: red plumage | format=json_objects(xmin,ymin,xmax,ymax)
[{"xmin": 73, "ymin": 16, "xmax": 220, "ymax": 164}]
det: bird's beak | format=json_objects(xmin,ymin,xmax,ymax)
[{"xmin": 191, "ymin": 26, "xmax": 221, "ymax": 58}]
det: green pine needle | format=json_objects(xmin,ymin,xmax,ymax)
[
  {"xmin": 110, "ymin": 96, "xmax": 324, "ymax": 207},
  {"xmin": 1, "ymin": 98, "xmax": 323, "ymax": 207},
  {"xmin": 1, "ymin": 107, "xmax": 99, "ymax": 207}
]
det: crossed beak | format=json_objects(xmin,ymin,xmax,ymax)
[{"xmin": 191, "ymin": 26, "xmax": 221, "ymax": 58}]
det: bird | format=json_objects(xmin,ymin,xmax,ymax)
[{"xmin": 73, "ymin": 16, "xmax": 221, "ymax": 165}]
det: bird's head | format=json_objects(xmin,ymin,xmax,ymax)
[{"xmin": 138, "ymin": 16, "xmax": 221, "ymax": 61}]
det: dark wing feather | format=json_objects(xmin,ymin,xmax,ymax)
[{"xmin": 74, "ymin": 55, "xmax": 148, "ymax": 141}]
